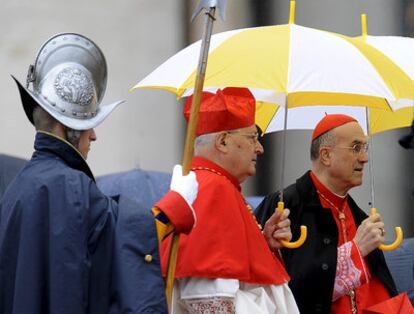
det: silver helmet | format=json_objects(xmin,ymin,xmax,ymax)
[{"xmin": 13, "ymin": 32, "xmax": 124, "ymax": 130}]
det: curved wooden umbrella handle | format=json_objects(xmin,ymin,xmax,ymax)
[
  {"xmin": 278, "ymin": 201, "xmax": 307, "ymax": 249},
  {"xmin": 370, "ymin": 207, "xmax": 403, "ymax": 251}
]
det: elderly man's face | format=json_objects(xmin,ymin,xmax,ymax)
[
  {"xmin": 78, "ymin": 128, "xmax": 97, "ymax": 159},
  {"xmin": 328, "ymin": 122, "xmax": 369, "ymax": 192},
  {"xmin": 225, "ymin": 125, "xmax": 264, "ymax": 183}
]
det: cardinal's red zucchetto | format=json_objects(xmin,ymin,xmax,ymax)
[
  {"xmin": 183, "ymin": 87, "xmax": 256, "ymax": 136},
  {"xmin": 312, "ymin": 114, "xmax": 357, "ymax": 141}
]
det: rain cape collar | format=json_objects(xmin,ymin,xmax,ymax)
[{"xmin": 34, "ymin": 131, "xmax": 95, "ymax": 181}]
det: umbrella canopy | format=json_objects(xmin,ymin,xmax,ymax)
[
  {"xmin": 355, "ymin": 15, "xmax": 414, "ymax": 134},
  {"xmin": 361, "ymin": 34, "xmax": 414, "ymax": 117},
  {"xmin": 352, "ymin": 15, "xmax": 414, "ymax": 133},
  {"xmin": 262, "ymin": 105, "xmax": 413, "ymax": 135},
  {"xmin": 362, "ymin": 35, "xmax": 414, "ymax": 80},
  {"xmin": 133, "ymin": 23, "xmax": 414, "ymax": 113}
]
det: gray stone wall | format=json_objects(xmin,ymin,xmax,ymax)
[{"xmin": 0, "ymin": 0, "xmax": 185, "ymax": 175}]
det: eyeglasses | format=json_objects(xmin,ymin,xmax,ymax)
[
  {"xmin": 227, "ymin": 131, "xmax": 260, "ymax": 145},
  {"xmin": 334, "ymin": 143, "xmax": 369, "ymax": 155}
]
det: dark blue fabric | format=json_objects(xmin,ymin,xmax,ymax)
[
  {"xmin": 97, "ymin": 169, "xmax": 171, "ymax": 209},
  {"xmin": 97, "ymin": 170, "xmax": 261, "ymax": 211},
  {"xmin": 0, "ymin": 154, "xmax": 27, "ymax": 200},
  {"xmin": 383, "ymin": 238, "xmax": 414, "ymax": 305},
  {"xmin": 0, "ymin": 132, "xmax": 167, "ymax": 314}
]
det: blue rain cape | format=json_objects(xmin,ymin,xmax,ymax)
[{"xmin": 0, "ymin": 132, "xmax": 167, "ymax": 314}]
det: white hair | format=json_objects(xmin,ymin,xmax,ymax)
[{"xmin": 194, "ymin": 132, "xmax": 219, "ymax": 154}]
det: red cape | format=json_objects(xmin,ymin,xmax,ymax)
[
  {"xmin": 362, "ymin": 293, "xmax": 414, "ymax": 314},
  {"xmin": 161, "ymin": 157, "xmax": 289, "ymax": 285}
]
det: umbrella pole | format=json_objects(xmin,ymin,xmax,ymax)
[
  {"xmin": 365, "ymin": 108, "xmax": 403, "ymax": 250},
  {"xmin": 165, "ymin": 2, "xmax": 223, "ymax": 310},
  {"xmin": 365, "ymin": 107, "xmax": 376, "ymax": 208},
  {"xmin": 276, "ymin": 104, "xmax": 307, "ymax": 249},
  {"xmin": 279, "ymin": 104, "xmax": 289, "ymax": 204}
]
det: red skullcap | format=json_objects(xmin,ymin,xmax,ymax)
[
  {"xmin": 183, "ymin": 87, "xmax": 256, "ymax": 136},
  {"xmin": 312, "ymin": 114, "xmax": 358, "ymax": 141}
]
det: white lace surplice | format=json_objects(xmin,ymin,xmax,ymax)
[{"xmin": 172, "ymin": 278, "xmax": 299, "ymax": 314}]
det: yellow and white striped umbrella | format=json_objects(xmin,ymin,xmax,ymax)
[
  {"xmin": 362, "ymin": 36, "xmax": 414, "ymax": 80},
  {"xmin": 257, "ymin": 101, "xmax": 413, "ymax": 136},
  {"xmin": 351, "ymin": 19, "xmax": 412, "ymax": 250},
  {"xmin": 260, "ymin": 105, "xmax": 402, "ymax": 135},
  {"xmin": 355, "ymin": 21, "xmax": 414, "ymax": 134},
  {"xmin": 133, "ymin": 24, "xmax": 414, "ymax": 125}
]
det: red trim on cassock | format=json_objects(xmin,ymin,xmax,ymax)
[
  {"xmin": 155, "ymin": 190, "xmax": 194, "ymax": 235},
  {"xmin": 160, "ymin": 157, "xmax": 289, "ymax": 285}
]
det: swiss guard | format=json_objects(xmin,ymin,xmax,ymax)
[{"xmin": 0, "ymin": 32, "xmax": 198, "ymax": 314}]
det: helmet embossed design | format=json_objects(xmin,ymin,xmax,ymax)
[
  {"xmin": 13, "ymin": 32, "xmax": 124, "ymax": 130},
  {"xmin": 54, "ymin": 67, "xmax": 94, "ymax": 107}
]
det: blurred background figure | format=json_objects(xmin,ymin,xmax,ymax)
[{"xmin": 399, "ymin": 119, "xmax": 414, "ymax": 150}]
